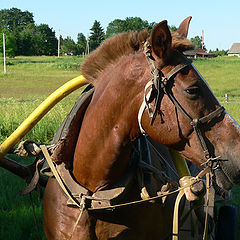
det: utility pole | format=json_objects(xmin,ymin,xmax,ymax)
[
  {"xmin": 58, "ymin": 29, "xmax": 60, "ymax": 57},
  {"xmin": 202, "ymin": 30, "xmax": 204, "ymax": 50},
  {"xmin": 3, "ymin": 32, "xmax": 6, "ymax": 74},
  {"xmin": 85, "ymin": 35, "xmax": 90, "ymax": 56}
]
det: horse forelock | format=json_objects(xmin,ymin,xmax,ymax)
[{"xmin": 81, "ymin": 29, "xmax": 194, "ymax": 85}]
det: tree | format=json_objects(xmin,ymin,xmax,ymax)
[
  {"xmin": 0, "ymin": 8, "xmax": 59, "ymax": 56},
  {"xmin": 18, "ymin": 23, "xmax": 36, "ymax": 55},
  {"xmin": 105, "ymin": 19, "xmax": 125, "ymax": 38},
  {"xmin": 0, "ymin": 30, "xmax": 17, "ymax": 57},
  {"xmin": 77, "ymin": 33, "xmax": 87, "ymax": 54},
  {"xmin": 190, "ymin": 36, "xmax": 206, "ymax": 50},
  {"xmin": 124, "ymin": 17, "xmax": 155, "ymax": 32},
  {"xmin": 209, "ymin": 48, "xmax": 228, "ymax": 56},
  {"xmin": 89, "ymin": 20, "xmax": 105, "ymax": 52},
  {"xmin": 61, "ymin": 36, "xmax": 78, "ymax": 55},
  {"xmin": 17, "ymin": 23, "xmax": 57, "ymax": 55},
  {"xmin": 35, "ymin": 24, "xmax": 57, "ymax": 55},
  {"xmin": 106, "ymin": 17, "xmax": 156, "ymax": 38},
  {"xmin": 0, "ymin": 8, "xmax": 35, "ymax": 55},
  {"xmin": 0, "ymin": 8, "xmax": 34, "ymax": 32},
  {"xmin": 169, "ymin": 25, "xmax": 177, "ymax": 31}
]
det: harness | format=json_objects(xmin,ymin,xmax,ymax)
[
  {"xmin": 137, "ymin": 42, "xmax": 227, "ymax": 240},
  {"xmin": 138, "ymin": 41, "xmax": 225, "ymax": 170},
  {"xmin": 38, "ymin": 43, "xmax": 226, "ymax": 239}
]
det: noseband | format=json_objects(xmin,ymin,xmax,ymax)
[{"xmin": 138, "ymin": 42, "xmax": 225, "ymax": 169}]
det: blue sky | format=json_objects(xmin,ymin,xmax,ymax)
[{"xmin": 1, "ymin": 0, "xmax": 240, "ymax": 51}]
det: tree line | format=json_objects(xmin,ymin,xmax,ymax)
[
  {"xmin": 0, "ymin": 8, "xmax": 226, "ymax": 57},
  {"xmin": 0, "ymin": 8, "xmax": 58, "ymax": 57}
]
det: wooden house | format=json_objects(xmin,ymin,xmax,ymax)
[{"xmin": 228, "ymin": 43, "xmax": 240, "ymax": 57}]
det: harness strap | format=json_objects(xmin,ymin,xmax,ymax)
[
  {"xmin": 191, "ymin": 106, "xmax": 225, "ymax": 162},
  {"xmin": 165, "ymin": 63, "xmax": 189, "ymax": 82},
  {"xmin": 138, "ymin": 81, "xmax": 155, "ymax": 135},
  {"xmin": 141, "ymin": 42, "xmax": 226, "ymax": 168},
  {"xmin": 203, "ymin": 172, "xmax": 210, "ymax": 240},
  {"xmin": 172, "ymin": 189, "xmax": 185, "ymax": 240},
  {"xmin": 40, "ymin": 145, "xmax": 81, "ymax": 208},
  {"xmin": 138, "ymin": 63, "xmax": 190, "ymax": 135},
  {"xmin": 199, "ymin": 106, "xmax": 225, "ymax": 124}
]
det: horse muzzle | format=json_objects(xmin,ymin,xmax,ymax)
[{"xmin": 214, "ymin": 156, "xmax": 240, "ymax": 190}]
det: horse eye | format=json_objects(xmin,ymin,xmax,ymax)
[{"xmin": 185, "ymin": 86, "xmax": 200, "ymax": 98}]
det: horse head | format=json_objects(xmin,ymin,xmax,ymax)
[
  {"xmin": 74, "ymin": 17, "xmax": 240, "ymax": 193},
  {"xmin": 140, "ymin": 18, "xmax": 240, "ymax": 190}
]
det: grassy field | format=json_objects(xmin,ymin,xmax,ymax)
[
  {"xmin": 0, "ymin": 56, "xmax": 240, "ymax": 239},
  {"xmin": 0, "ymin": 56, "xmax": 84, "ymax": 240}
]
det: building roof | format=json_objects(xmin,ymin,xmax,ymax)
[
  {"xmin": 183, "ymin": 49, "xmax": 195, "ymax": 56},
  {"xmin": 194, "ymin": 49, "xmax": 214, "ymax": 56},
  {"xmin": 228, "ymin": 43, "xmax": 240, "ymax": 54},
  {"xmin": 183, "ymin": 49, "xmax": 215, "ymax": 57}
]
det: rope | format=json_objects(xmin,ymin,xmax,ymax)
[
  {"xmin": 87, "ymin": 174, "xmax": 205, "ymax": 211},
  {"xmin": 69, "ymin": 195, "xmax": 86, "ymax": 240}
]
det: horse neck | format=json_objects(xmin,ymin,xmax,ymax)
[{"xmin": 73, "ymin": 56, "xmax": 147, "ymax": 192}]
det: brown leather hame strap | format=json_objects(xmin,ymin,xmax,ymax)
[{"xmin": 40, "ymin": 145, "xmax": 81, "ymax": 208}]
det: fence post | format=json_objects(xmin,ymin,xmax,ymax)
[{"xmin": 225, "ymin": 93, "xmax": 228, "ymax": 103}]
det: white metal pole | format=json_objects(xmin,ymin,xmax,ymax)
[{"xmin": 3, "ymin": 32, "xmax": 6, "ymax": 74}]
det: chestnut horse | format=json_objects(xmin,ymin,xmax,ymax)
[{"xmin": 43, "ymin": 17, "xmax": 240, "ymax": 239}]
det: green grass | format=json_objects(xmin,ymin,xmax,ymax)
[
  {"xmin": 0, "ymin": 56, "xmax": 240, "ymax": 239},
  {"xmin": 0, "ymin": 56, "xmax": 85, "ymax": 240},
  {"xmin": 194, "ymin": 56, "xmax": 240, "ymax": 97},
  {"xmin": 0, "ymin": 154, "xmax": 45, "ymax": 240},
  {"xmin": 0, "ymin": 56, "xmax": 84, "ymax": 99},
  {"xmin": 0, "ymin": 97, "xmax": 78, "ymax": 144},
  {"xmin": 193, "ymin": 57, "xmax": 240, "ymax": 123}
]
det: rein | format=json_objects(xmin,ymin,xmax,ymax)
[{"xmin": 138, "ymin": 41, "xmax": 225, "ymax": 170}]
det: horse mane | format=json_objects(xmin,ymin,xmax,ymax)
[{"xmin": 81, "ymin": 29, "xmax": 194, "ymax": 84}]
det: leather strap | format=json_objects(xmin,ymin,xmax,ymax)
[
  {"xmin": 138, "ymin": 80, "xmax": 155, "ymax": 134},
  {"xmin": 172, "ymin": 189, "xmax": 185, "ymax": 240},
  {"xmin": 202, "ymin": 172, "xmax": 210, "ymax": 240},
  {"xmin": 40, "ymin": 145, "xmax": 81, "ymax": 208}
]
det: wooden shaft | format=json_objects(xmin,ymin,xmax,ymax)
[
  {"xmin": 169, "ymin": 149, "xmax": 190, "ymax": 178},
  {"xmin": 0, "ymin": 156, "xmax": 48, "ymax": 187},
  {"xmin": 0, "ymin": 156, "xmax": 29, "ymax": 179}
]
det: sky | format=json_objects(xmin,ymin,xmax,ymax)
[{"xmin": 1, "ymin": 0, "xmax": 240, "ymax": 51}]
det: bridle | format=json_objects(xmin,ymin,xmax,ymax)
[{"xmin": 138, "ymin": 41, "xmax": 225, "ymax": 170}]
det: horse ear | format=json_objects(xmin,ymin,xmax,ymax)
[
  {"xmin": 177, "ymin": 16, "xmax": 192, "ymax": 38},
  {"xmin": 149, "ymin": 20, "xmax": 172, "ymax": 60}
]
